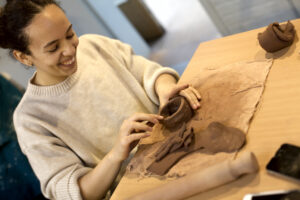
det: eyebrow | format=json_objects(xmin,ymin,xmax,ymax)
[{"xmin": 43, "ymin": 24, "xmax": 73, "ymax": 49}]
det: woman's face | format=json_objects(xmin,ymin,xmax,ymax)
[{"xmin": 24, "ymin": 4, "xmax": 79, "ymax": 86}]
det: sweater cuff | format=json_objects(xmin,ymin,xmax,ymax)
[
  {"xmin": 144, "ymin": 67, "xmax": 179, "ymax": 105},
  {"xmin": 57, "ymin": 165, "xmax": 91, "ymax": 200}
]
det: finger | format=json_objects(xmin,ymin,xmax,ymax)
[
  {"xmin": 130, "ymin": 113, "xmax": 163, "ymax": 124},
  {"xmin": 189, "ymin": 87, "xmax": 201, "ymax": 100},
  {"xmin": 127, "ymin": 132, "xmax": 150, "ymax": 143},
  {"xmin": 168, "ymin": 84, "xmax": 189, "ymax": 99},
  {"xmin": 180, "ymin": 90, "xmax": 200, "ymax": 109},
  {"xmin": 139, "ymin": 121, "xmax": 155, "ymax": 132},
  {"xmin": 130, "ymin": 121, "xmax": 153, "ymax": 133}
]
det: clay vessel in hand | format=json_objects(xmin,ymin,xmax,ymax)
[{"xmin": 160, "ymin": 96, "xmax": 193, "ymax": 130}]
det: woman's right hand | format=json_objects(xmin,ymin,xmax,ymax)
[{"xmin": 110, "ymin": 113, "xmax": 163, "ymax": 162}]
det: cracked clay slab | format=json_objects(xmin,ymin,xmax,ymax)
[{"xmin": 127, "ymin": 59, "xmax": 273, "ymax": 178}]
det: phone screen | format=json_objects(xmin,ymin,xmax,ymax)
[
  {"xmin": 251, "ymin": 193, "xmax": 286, "ymax": 200},
  {"xmin": 266, "ymin": 143, "xmax": 300, "ymax": 181},
  {"xmin": 243, "ymin": 190, "xmax": 300, "ymax": 200}
]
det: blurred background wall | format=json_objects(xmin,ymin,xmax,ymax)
[{"xmin": 1, "ymin": 0, "xmax": 300, "ymax": 87}]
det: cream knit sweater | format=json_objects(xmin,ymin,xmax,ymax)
[{"xmin": 13, "ymin": 34, "xmax": 179, "ymax": 200}]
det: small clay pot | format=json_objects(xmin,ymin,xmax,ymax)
[
  {"xmin": 258, "ymin": 21, "xmax": 295, "ymax": 53},
  {"xmin": 160, "ymin": 96, "xmax": 193, "ymax": 129}
]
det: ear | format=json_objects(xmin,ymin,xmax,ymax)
[{"xmin": 13, "ymin": 50, "xmax": 33, "ymax": 67}]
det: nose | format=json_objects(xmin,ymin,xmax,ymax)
[{"xmin": 62, "ymin": 40, "xmax": 76, "ymax": 56}]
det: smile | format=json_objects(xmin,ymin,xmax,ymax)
[{"xmin": 60, "ymin": 57, "xmax": 75, "ymax": 66}]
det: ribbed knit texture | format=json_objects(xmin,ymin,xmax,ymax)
[
  {"xmin": 13, "ymin": 34, "xmax": 179, "ymax": 200},
  {"xmin": 26, "ymin": 70, "xmax": 80, "ymax": 96}
]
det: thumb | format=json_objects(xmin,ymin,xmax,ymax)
[{"xmin": 169, "ymin": 84, "xmax": 189, "ymax": 99}]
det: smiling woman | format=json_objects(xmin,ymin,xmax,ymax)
[
  {"xmin": 15, "ymin": 4, "xmax": 79, "ymax": 86},
  {"xmin": 0, "ymin": 0, "xmax": 201, "ymax": 200}
]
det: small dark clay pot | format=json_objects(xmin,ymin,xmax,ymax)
[{"xmin": 160, "ymin": 96, "xmax": 193, "ymax": 129}]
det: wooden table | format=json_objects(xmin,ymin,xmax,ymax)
[{"xmin": 111, "ymin": 19, "xmax": 300, "ymax": 200}]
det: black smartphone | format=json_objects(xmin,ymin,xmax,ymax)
[
  {"xmin": 243, "ymin": 190, "xmax": 300, "ymax": 200},
  {"xmin": 266, "ymin": 143, "xmax": 300, "ymax": 182}
]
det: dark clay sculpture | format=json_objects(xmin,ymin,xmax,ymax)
[
  {"xmin": 160, "ymin": 96, "xmax": 193, "ymax": 130},
  {"xmin": 147, "ymin": 122, "xmax": 246, "ymax": 176},
  {"xmin": 147, "ymin": 127, "xmax": 195, "ymax": 176},
  {"xmin": 258, "ymin": 21, "xmax": 295, "ymax": 53},
  {"xmin": 154, "ymin": 123, "xmax": 194, "ymax": 161}
]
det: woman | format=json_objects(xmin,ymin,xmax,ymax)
[{"xmin": 0, "ymin": 0, "xmax": 201, "ymax": 199}]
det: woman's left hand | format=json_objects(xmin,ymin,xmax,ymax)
[{"xmin": 159, "ymin": 83, "xmax": 201, "ymax": 110}]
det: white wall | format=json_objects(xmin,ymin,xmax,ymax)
[
  {"xmin": 85, "ymin": 0, "xmax": 150, "ymax": 57},
  {"xmin": 291, "ymin": 0, "xmax": 300, "ymax": 12},
  {"xmin": 0, "ymin": 50, "xmax": 35, "ymax": 87},
  {"xmin": 61, "ymin": 0, "xmax": 115, "ymax": 38}
]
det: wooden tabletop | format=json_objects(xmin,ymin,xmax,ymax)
[{"xmin": 111, "ymin": 19, "xmax": 300, "ymax": 200}]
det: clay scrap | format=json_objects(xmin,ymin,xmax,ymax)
[
  {"xmin": 147, "ymin": 126, "xmax": 196, "ymax": 176},
  {"xmin": 154, "ymin": 123, "xmax": 192, "ymax": 161},
  {"xmin": 258, "ymin": 21, "xmax": 295, "ymax": 53},
  {"xmin": 147, "ymin": 122, "xmax": 246, "ymax": 176},
  {"xmin": 196, "ymin": 122, "xmax": 245, "ymax": 153}
]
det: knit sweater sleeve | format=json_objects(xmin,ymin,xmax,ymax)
[
  {"xmin": 80, "ymin": 34, "xmax": 180, "ymax": 105},
  {"xmin": 14, "ymin": 112, "xmax": 91, "ymax": 200}
]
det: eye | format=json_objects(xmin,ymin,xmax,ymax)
[
  {"xmin": 66, "ymin": 33, "xmax": 74, "ymax": 39},
  {"xmin": 49, "ymin": 45, "xmax": 59, "ymax": 53}
]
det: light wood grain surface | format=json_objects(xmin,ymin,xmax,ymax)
[{"xmin": 111, "ymin": 19, "xmax": 300, "ymax": 200}]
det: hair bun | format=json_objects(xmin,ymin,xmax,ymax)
[{"xmin": 0, "ymin": 0, "xmax": 61, "ymax": 52}]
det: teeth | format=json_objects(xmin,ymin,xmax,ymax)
[{"xmin": 61, "ymin": 57, "xmax": 75, "ymax": 65}]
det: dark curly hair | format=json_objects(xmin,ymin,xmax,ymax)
[{"xmin": 0, "ymin": 0, "xmax": 61, "ymax": 54}]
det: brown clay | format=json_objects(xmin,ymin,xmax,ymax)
[
  {"xmin": 160, "ymin": 96, "xmax": 193, "ymax": 130},
  {"xmin": 154, "ymin": 123, "xmax": 194, "ymax": 161},
  {"xmin": 147, "ymin": 122, "xmax": 246, "ymax": 176},
  {"xmin": 195, "ymin": 122, "xmax": 246, "ymax": 153},
  {"xmin": 147, "ymin": 127, "xmax": 196, "ymax": 176},
  {"xmin": 147, "ymin": 147, "xmax": 193, "ymax": 176},
  {"xmin": 127, "ymin": 59, "xmax": 272, "ymax": 177},
  {"xmin": 258, "ymin": 21, "xmax": 295, "ymax": 53}
]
